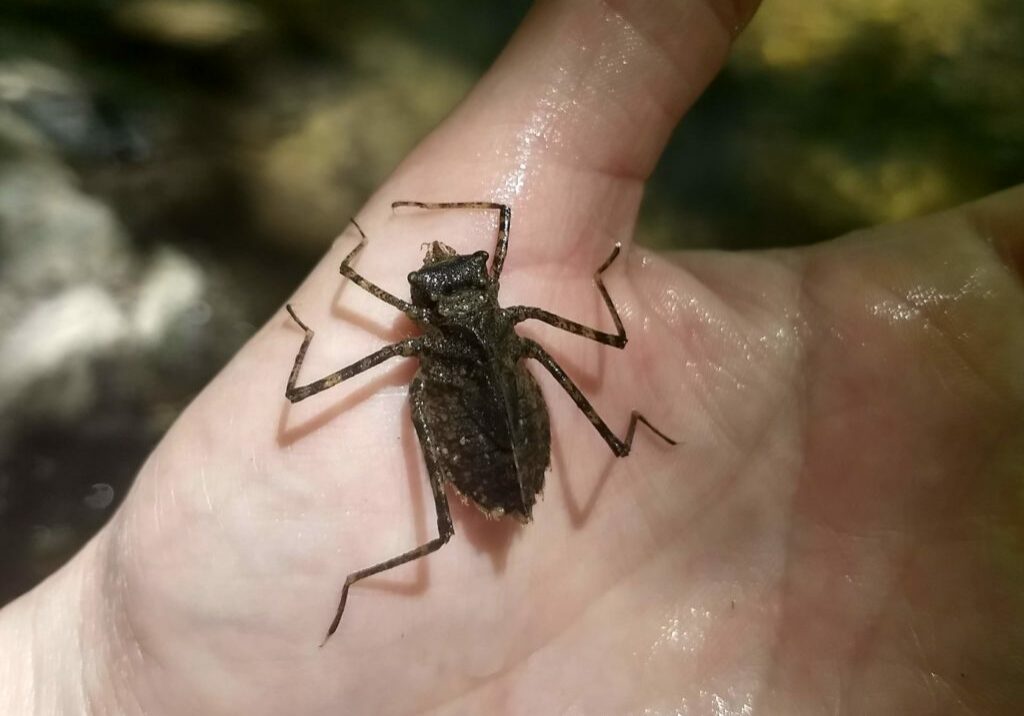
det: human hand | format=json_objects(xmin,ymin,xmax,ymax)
[{"xmin": 3, "ymin": 0, "xmax": 1022, "ymax": 713}]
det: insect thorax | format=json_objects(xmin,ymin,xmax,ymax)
[{"xmin": 408, "ymin": 248, "xmax": 490, "ymax": 308}]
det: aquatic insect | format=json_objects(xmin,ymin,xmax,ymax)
[{"xmin": 284, "ymin": 201, "xmax": 675, "ymax": 644}]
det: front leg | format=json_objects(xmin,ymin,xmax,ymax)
[
  {"xmin": 285, "ymin": 305, "xmax": 424, "ymax": 403},
  {"xmin": 391, "ymin": 201, "xmax": 511, "ymax": 280},
  {"xmin": 338, "ymin": 218, "xmax": 426, "ymax": 321}
]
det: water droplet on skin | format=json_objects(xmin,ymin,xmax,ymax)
[{"xmin": 83, "ymin": 482, "xmax": 115, "ymax": 510}]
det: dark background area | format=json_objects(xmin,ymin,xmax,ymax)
[{"xmin": 1, "ymin": 0, "xmax": 1021, "ymax": 606}]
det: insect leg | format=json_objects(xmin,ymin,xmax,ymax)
[
  {"xmin": 321, "ymin": 504, "xmax": 452, "ymax": 645},
  {"xmin": 321, "ymin": 378, "xmax": 454, "ymax": 644},
  {"xmin": 285, "ymin": 305, "xmax": 424, "ymax": 403},
  {"xmin": 391, "ymin": 200, "xmax": 511, "ymax": 280},
  {"xmin": 507, "ymin": 243, "xmax": 626, "ymax": 348},
  {"xmin": 520, "ymin": 337, "xmax": 676, "ymax": 456},
  {"xmin": 338, "ymin": 219, "xmax": 426, "ymax": 320}
]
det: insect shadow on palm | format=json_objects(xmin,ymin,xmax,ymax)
[{"xmin": 284, "ymin": 201, "xmax": 676, "ymax": 645}]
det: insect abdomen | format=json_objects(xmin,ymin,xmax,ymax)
[{"xmin": 411, "ymin": 356, "xmax": 549, "ymax": 521}]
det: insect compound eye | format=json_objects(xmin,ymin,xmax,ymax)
[
  {"xmin": 408, "ymin": 271, "xmax": 435, "ymax": 307},
  {"xmin": 471, "ymin": 251, "xmax": 490, "ymax": 285}
]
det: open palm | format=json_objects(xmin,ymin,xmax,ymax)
[{"xmin": 4, "ymin": 1, "xmax": 1022, "ymax": 714}]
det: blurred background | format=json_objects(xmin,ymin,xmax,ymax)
[{"xmin": 0, "ymin": 0, "xmax": 1021, "ymax": 606}]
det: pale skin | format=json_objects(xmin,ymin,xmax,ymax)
[{"xmin": 2, "ymin": 0, "xmax": 1022, "ymax": 713}]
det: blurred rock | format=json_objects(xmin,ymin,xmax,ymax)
[
  {"xmin": 237, "ymin": 33, "xmax": 475, "ymax": 251},
  {"xmin": 0, "ymin": 59, "xmax": 146, "ymax": 161},
  {"xmin": 0, "ymin": 56, "xmax": 237, "ymax": 604},
  {"xmin": 83, "ymin": 483, "xmax": 115, "ymax": 510},
  {"xmin": 0, "ymin": 158, "xmax": 213, "ymax": 421},
  {"xmin": 0, "ymin": 284, "xmax": 127, "ymax": 419},
  {"xmin": 0, "ymin": 57, "xmax": 221, "ymax": 432},
  {"xmin": 0, "ymin": 160, "xmax": 132, "ymax": 295},
  {"xmin": 735, "ymin": 0, "xmax": 983, "ymax": 68},
  {"xmin": 115, "ymin": 0, "xmax": 268, "ymax": 50},
  {"xmin": 133, "ymin": 248, "xmax": 206, "ymax": 346}
]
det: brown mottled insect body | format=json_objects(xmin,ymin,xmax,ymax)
[
  {"xmin": 284, "ymin": 201, "xmax": 674, "ymax": 644},
  {"xmin": 408, "ymin": 244, "xmax": 551, "ymax": 521},
  {"xmin": 412, "ymin": 344, "xmax": 551, "ymax": 522}
]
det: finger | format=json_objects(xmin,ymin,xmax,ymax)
[
  {"xmin": 389, "ymin": 0, "xmax": 762, "ymax": 248},
  {"xmin": 965, "ymin": 183, "xmax": 1024, "ymax": 278}
]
